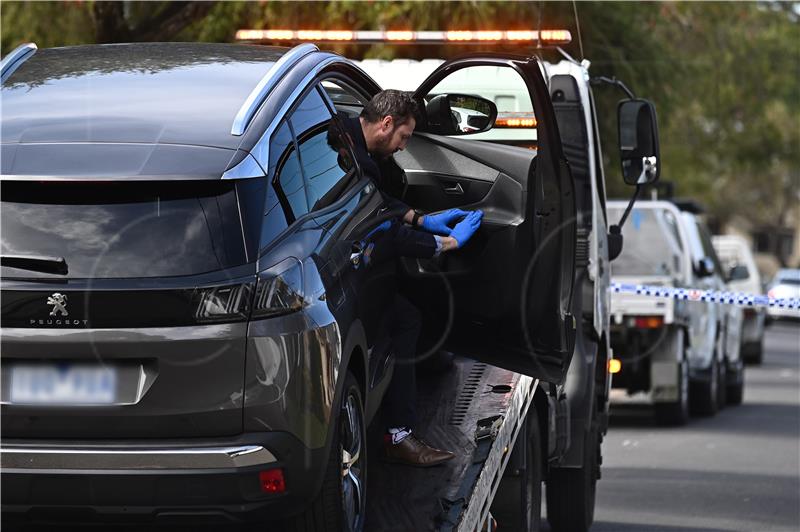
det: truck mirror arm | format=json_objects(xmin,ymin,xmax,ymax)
[
  {"xmin": 607, "ymin": 184, "xmax": 642, "ymax": 261},
  {"xmin": 590, "ymin": 76, "xmax": 636, "ymax": 99}
]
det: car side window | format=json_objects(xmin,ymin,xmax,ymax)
[
  {"xmin": 290, "ymin": 86, "xmax": 358, "ymax": 212},
  {"xmin": 269, "ymin": 119, "xmax": 308, "ymax": 225}
]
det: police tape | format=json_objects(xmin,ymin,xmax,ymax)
[{"xmin": 609, "ymin": 282, "xmax": 800, "ymax": 310}]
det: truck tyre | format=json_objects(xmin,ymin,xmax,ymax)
[
  {"xmin": 288, "ymin": 371, "xmax": 366, "ymax": 532},
  {"xmin": 654, "ymin": 356, "xmax": 690, "ymax": 426},
  {"xmin": 491, "ymin": 409, "xmax": 543, "ymax": 531},
  {"xmin": 727, "ymin": 365, "xmax": 745, "ymax": 406},
  {"xmin": 690, "ymin": 356, "xmax": 719, "ymax": 417},
  {"xmin": 717, "ymin": 358, "xmax": 727, "ymax": 409},
  {"xmin": 653, "ymin": 329, "xmax": 689, "ymax": 426},
  {"xmin": 743, "ymin": 340, "xmax": 763, "ymax": 365},
  {"xmin": 546, "ymin": 426, "xmax": 598, "ymax": 532}
]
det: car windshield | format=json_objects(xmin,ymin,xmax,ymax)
[
  {"xmin": 609, "ymin": 206, "xmax": 684, "ymax": 277},
  {"xmin": 1, "ymin": 180, "xmax": 258, "ymax": 279}
]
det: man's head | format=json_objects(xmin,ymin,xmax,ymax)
[{"xmin": 360, "ymin": 90, "xmax": 419, "ymax": 158}]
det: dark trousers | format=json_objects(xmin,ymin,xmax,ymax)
[{"xmin": 382, "ymin": 294, "xmax": 421, "ymax": 429}]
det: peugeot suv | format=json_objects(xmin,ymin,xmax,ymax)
[{"xmin": 1, "ymin": 42, "xmax": 577, "ymax": 529}]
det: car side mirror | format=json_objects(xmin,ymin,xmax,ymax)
[
  {"xmin": 424, "ymin": 93, "xmax": 497, "ymax": 136},
  {"xmin": 696, "ymin": 257, "xmax": 715, "ymax": 278},
  {"xmin": 618, "ymin": 99, "xmax": 660, "ymax": 185},
  {"xmin": 728, "ymin": 264, "xmax": 750, "ymax": 282}
]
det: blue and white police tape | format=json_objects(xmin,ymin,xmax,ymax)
[{"xmin": 609, "ymin": 283, "xmax": 800, "ymax": 310}]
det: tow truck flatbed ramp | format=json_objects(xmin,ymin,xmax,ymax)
[{"xmin": 365, "ymin": 357, "xmax": 537, "ymax": 531}]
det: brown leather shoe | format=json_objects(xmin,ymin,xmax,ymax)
[{"xmin": 384, "ymin": 434, "xmax": 455, "ymax": 467}]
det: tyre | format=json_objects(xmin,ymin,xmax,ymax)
[
  {"xmin": 653, "ymin": 329, "xmax": 689, "ymax": 426},
  {"xmin": 491, "ymin": 410, "xmax": 543, "ymax": 531},
  {"xmin": 743, "ymin": 340, "xmax": 764, "ymax": 365},
  {"xmin": 654, "ymin": 357, "xmax": 690, "ymax": 426},
  {"xmin": 546, "ymin": 426, "xmax": 598, "ymax": 532},
  {"xmin": 690, "ymin": 356, "xmax": 719, "ymax": 417},
  {"xmin": 727, "ymin": 364, "xmax": 745, "ymax": 406},
  {"xmin": 288, "ymin": 371, "xmax": 366, "ymax": 532},
  {"xmin": 717, "ymin": 358, "xmax": 727, "ymax": 409}
]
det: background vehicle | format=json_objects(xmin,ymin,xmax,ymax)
[
  {"xmin": 608, "ymin": 200, "xmax": 744, "ymax": 422},
  {"xmin": 608, "ymin": 201, "xmax": 695, "ymax": 424},
  {"xmin": 1, "ymin": 41, "xmax": 580, "ymax": 532},
  {"xmin": 713, "ymin": 234, "xmax": 767, "ymax": 364},
  {"xmin": 680, "ymin": 209, "xmax": 744, "ymax": 410},
  {"xmin": 766, "ymin": 269, "xmax": 800, "ymax": 322}
]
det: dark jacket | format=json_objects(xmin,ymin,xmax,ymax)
[{"xmin": 340, "ymin": 116, "xmax": 436, "ymax": 261}]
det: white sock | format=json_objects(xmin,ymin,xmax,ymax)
[{"xmin": 387, "ymin": 427, "xmax": 412, "ymax": 444}]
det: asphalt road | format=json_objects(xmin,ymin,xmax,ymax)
[{"xmin": 587, "ymin": 322, "xmax": 800, "ymax": 532}]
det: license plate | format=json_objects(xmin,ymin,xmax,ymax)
[{"xmin": 10, "ymin": 365, "xmax": 117, "ymax": 405}]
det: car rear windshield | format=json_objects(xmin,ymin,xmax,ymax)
[
  {"xmin": 1, "ymin": 180, "xmax": 258, "ymax": 279},
  {"xmin": 609, "ymin": 207, "xmax": 684, "ymax": 277}
]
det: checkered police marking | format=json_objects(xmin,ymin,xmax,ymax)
[{"xmin": 609, "ymin": 283, "xmax": 800, "ymax": 310}]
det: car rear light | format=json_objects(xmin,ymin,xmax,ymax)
[
  {"xmin": 608, "ymin": 359, "xmax": 622, "ymax": 374},
  {"xmin": 195, "ymin": 282, "xmax": 252, "ymax": 323},
  {"xmin": 768, "ymin": 289, "xmax": 777, "ymax": 299},
  {"xmin": 252, "ymin": 258, "xmax": 305, "ymax": 318},
  {"xmin": 259, "ymin": 468, "xmax": 286, "ymax": 493},
  {"xmin": 634, "ymin": 316, "xmax": 664, "ymax": 329}
]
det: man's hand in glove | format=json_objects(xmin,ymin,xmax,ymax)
[
  {"xmin": 438, "ymin": 210, "xmax": 484, "ymax": 252},
  {"xmin": 419, "ymin": 209, "xmax": 468, "ymax": 235}
]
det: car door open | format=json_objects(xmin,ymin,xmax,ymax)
[{"xmin": 393, "ymin": 54, "xmax": 577, "ymax": 384}]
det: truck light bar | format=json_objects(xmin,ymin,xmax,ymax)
[
  {"xmin": 235, "ymin": 29, "xmax": 572, "ymax": 45},
  {"xmin": 494, "ymin": 113, "xmax": 537, "ymax": 128}
]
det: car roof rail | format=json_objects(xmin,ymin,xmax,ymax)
[
  {"xmin": 1, "ymin": 42, "xmax": 37, "ymax": 84},
  {"xmin": 231, "ymin": 42, "xmax": 319, "ymax": 136}
]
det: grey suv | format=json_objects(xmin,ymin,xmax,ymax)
[{"xmin": 1, "ymin": 42, "xmax": 576, "ymax": 529}]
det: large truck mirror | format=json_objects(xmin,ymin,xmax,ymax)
[{"xmin": 618, "ymin": 99, "xmax": 660, "ymax": 185}]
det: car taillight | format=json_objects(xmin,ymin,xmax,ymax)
[
  {"xmin": 768, "ymin": 289, "xmax": 777, "ymax": 299},
  {"xmin": 634, "ymin": 316, "xmax": 664, "ymax": 329},
  {"xmin": 252, "ymin": 258, "xmax": 305, "ymax": 318},
  {"xmin": 195, "ymin": 282, "xmax": 253, "ymax": 323}
]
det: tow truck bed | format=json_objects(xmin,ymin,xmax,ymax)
[{"xmin": 365, "ymin": 357, "xmax": 537, "ymax": 532}]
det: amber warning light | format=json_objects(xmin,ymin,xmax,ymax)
[
  {"xmin": 235, "ymin": 29, "xmax": 572, "ymax": 45},
  {"xmin": 608, "ymin": 359, "xmax": 622, "ymax": 374}
]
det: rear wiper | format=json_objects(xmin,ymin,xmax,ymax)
[{"xmin": 1, "ymin": 254, "xmax": 68, "ymax": 275}]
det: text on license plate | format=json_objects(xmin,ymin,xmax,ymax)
[{"xmin": 10, "ymin": 365, "xmax": 117, "ymax": 405}]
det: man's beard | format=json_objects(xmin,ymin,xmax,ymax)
[{"xmin": 372, "ymin": 133, "xmax": 395, "ymax": 158}]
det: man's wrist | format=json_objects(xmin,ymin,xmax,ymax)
[{"xmin": 439, "ymin": 236, "xmax": 458, "ymax": 252}]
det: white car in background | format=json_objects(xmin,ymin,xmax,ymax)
[
  {"xmin": 766, "ymin": 269, "xmax": 800, "ymax": 322},
  {"xmin": 713, "ymin": 235, "xmax": 767, "ymax": 364}
]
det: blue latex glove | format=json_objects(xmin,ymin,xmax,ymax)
[
  {"xmin": 421, "ymin": 208, "xmax": 468, "ymax": 236},
  {"xmin": 450, "ymin": 210, "xmax": 483, "ymax": 248}
]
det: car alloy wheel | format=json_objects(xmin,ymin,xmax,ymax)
[{"xmin": 341, "ymin": 390, "xmax": 366, "ymax": 531}]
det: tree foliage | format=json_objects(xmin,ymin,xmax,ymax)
[{"xmin": 2, "ymin": 1, "xmax": 798, "ymax": 228}]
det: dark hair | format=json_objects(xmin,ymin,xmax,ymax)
[{"xmin": 360, "ymin": 89, "xmax": 419, "ymax": 126}]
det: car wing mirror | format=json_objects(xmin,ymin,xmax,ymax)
[
  {"xmin": 423, "ymin": 93, "xmax": 497, "ymax": 136},
  {"xmin": 696, "ymin": 257, "xmax": 715, "ymax": 278},
  {"xmin": 727, "ymin": 264, "xmax": 750, "ymax": 282}
]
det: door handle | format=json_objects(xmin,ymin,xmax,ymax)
[{"xmin": 442, "ymin": 182, "xmax": 464, "ymax": 195}]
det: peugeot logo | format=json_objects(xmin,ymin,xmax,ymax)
[{"xmin": 47, "ymin": 293, "xmax": 68, "ymax": 317}]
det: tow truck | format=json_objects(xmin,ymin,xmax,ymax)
[{"xmin": 234, "ymin": 28, "xmax": 661, "ymax": 532}]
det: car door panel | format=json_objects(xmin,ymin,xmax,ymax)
[{"xmin": 400, "ymin": 54, "xmax": 577, "ymax": 383}]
